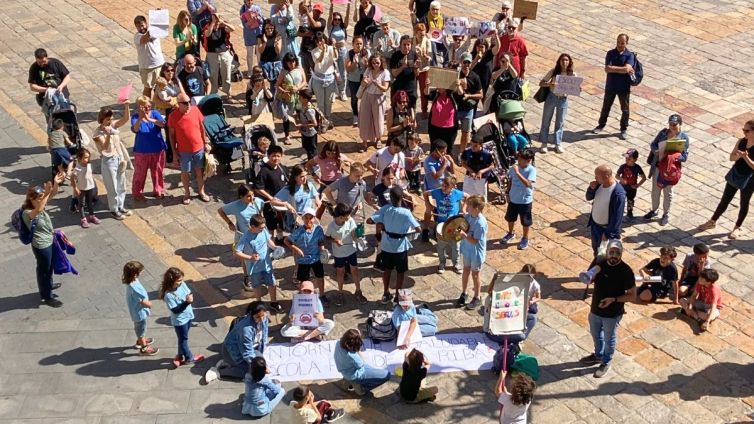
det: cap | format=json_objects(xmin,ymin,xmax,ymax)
[
  {"xmin": 501, "ymin": 1, "xmax": 512, "ymax": 8},
  {"xmin": 312, "ymin": 3, "xmax": 325, "ymax": 13},
  {"xmin": 398, "ymin": 289, "xmax": 413, "ymax": 306},
  {"xmin": 300, "ymin": 280, "xmax": 315, "ymax": 292},
  {"xmin": 379, "ymin": 15, "xmax": 391, "ymax": 24},
  {"xmin": 624, "ymin": 148, "xmax": 639, "ymax": 159},
  {"xmin": 668, "ymin": 114, "xmax": 682, "ymax": 125},
  {"xmin": 508, "ymin": 18, "xmax": 520, "ymax": 28},
  {"xmin": 300, "ymin": 207, "xmax": 317, "ymax": 217},
  {"xmin": 606, "ymin": 239, "xmax": 624, "ymax": 257},
  {"xmin": 460, "ymin": 52, "xmax": 473, "ymax": 63}
]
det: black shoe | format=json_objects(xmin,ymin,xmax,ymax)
[
  {"xmin": 627, "ymin": 210, "xmax": 634, "ymax": 219},
  {"xmin": 393, "ymin": 293, "xmax": 399, "ymax": 305},
  {"xmin": 592, "ymin": 126, "xmax": 605, "ymax": 134},
  {"xmin": 380, "ymin": 293, "xmax": 391, "ymax": 304},
  {"xmin": 580, "ymin": 353, "xmax": 601, "ymax": 365},
  {"xmin": 643, "ymin": 210, "xmax": 657, "ymax": 220},
  {"xmin": 421, "ymin": 228, "xmax": 430, "ymax": 242},
  {"xmin": 43, "ymin": 298, "xmax": 63, "ymax": 308},
  {"xmin": 456, "ymin": 293, "xmax": 468, "ymax": 308},
  {"xmin": 465, "ymin": 296, "xmax": 481, "ymax": 310},
  {"xmin": 269, "ymin": 302, "xmax": 285, "ymax": 314},
  {"xmin": 52, "ymin": 283, "xmax": 61, "ymax": 290},
  {"xmin": 593, "ymin": 362, "xmax": 611, "ymax": 378}
]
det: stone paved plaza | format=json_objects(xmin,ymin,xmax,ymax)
[{"xmin": 1, "ymin": 0, "xmax": 754, "ymax": 422}]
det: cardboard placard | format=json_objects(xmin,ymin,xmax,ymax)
[
  {"xmin": 427, "ymin": 67, "xmax": 459, "ymax": 90},
  {"xmin": 554, "ymin": 75, "xmax": 584, "ymax": 96},
  {"xmin": 292, "ymin": 293, "xmax": 320, "ymax": 327},
  {"xmin": 483, "ymin": 273, "xmax": 531, "ymax": 335},
  {"xmin": 513, "ymin": 0, "xmax": 538, "ymax": 20},
  {"xmin": 472, "ymin": 21, "xmax": 497, "ymax": 38},
  {"xmin": 444, "ymin": 17, "xmax": 470, "ymax": 37},
  {"xmin": 148, "ymin": 9, "xmax": 170, "ymax": 38}
]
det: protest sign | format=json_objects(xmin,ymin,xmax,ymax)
[
  {"xmin": 483, "ymin": 273, "xmax": 530, "ymax": 335},
  {"xmin": 292, "ymin": 293, "xmax": 320, "ymax": 327},
  {"xmin": 444, "ymin": 17, "xmax": 469, "ymax": 37},
  {"xmin": 148, "ymin": 9, "xmax": 170, "ymax": 38},
  {"xmin": 265, "ymin": 332, "xmax": 497, "ymax": 382},
  {"xmin": 513, "ymin": 0, "xmax": 538, "ymax": 20},
  {"xmin": 428, "ymin": 28, "xmax": 444, "ymax": 43},
  {"xmin": 473, "ymin": 113, "xmax": 496, "ymax": 130},
  {"xmin": 428, "ymin": 67, "xmax": 458, "ymax": 90},
  {"xmin": 554, "ymin": 75, "xmax": 584, "ymax": 96},
  {"xmin": 472, "ymin": 21, "xmax": 496, "ymax": 38},
  {"xmin": 396, "ymin": 321, "xmax": 422, "ymax": 346},
  {"xmin": 117, "ymin": 83, "xmax": 133, "ymax": 104},
  {"xmin": 333, "ymin": 0, "xmax": 350, "ymax": 4}
]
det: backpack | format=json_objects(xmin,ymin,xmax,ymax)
[
  {"xmin": 366, "ymin": 310, "xmax": 396, "ymax": 341},
  {"xmin": 11, "ymin": 208, "xmax": 36, "ymax": 245},
  {"xmin": 657, "ymin": 153, "xmax": 682, "ymax": 187},
  {"xmin": 630, "ymin": 53, "xmax": 643, "ymax": 86},
  {"xmin": 491, "ymin": 342, "xmax": 520, "ymax": 374},
  {"xmin": 305, "ymin": 106, "xmax": 330, "ymax": 134}
]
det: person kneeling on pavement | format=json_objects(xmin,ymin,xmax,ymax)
[
  {"xmin": 392, "ymin": 289, "xmax": 438, "ymax": 349},
  {"xmin": 205, "ymin": 301, "xmax": 270, "ymax": 383},
  {"xmin": 334, "ymin": 329, "xmax": 391, "ymax": 396},
  {"xmin": 243, "ymin": 356, "xmax": 285, "ymax": 418},
  {"xmin": 281, "ymin": 280, "xmax": 336, "ymax": 342}
]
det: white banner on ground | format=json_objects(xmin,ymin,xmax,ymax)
[{"xmin": 264, "ymin": 332, "xmax": 497, "ymax": 382}]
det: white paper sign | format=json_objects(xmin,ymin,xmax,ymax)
[
  {"xmin": 428, "ymin": 28, "xmax": 444, "ymax": 43},
  {"xmin": 148, "ymin": 9, "xmax": 170, "ymax": 38},
  {"xmin": 292, "ymin": 293, "xmax": 320, "ymax": 327},
  {"xmin": 472, "ymin": 21, "xmax": 496, "ymax": 38},
  {"xmin": 264, "ymin": 332, "xmax": 497, "ymax": 382},
  {"xmin": 484, "ymin": 273, "xmax": 530, "ymax": 335},
  {"xmin": 473, "ymin": 112, "xmax": 496, "ymax": 130},
  {"xmin": 554, "ymin": 75, "xmax": 584, "ymax": 97},
  {"xmin": 444, "ymin": 17, "xmax": 469, "ymax": 37},
  {"xmin": 396, "ymin": 321, "xmax": 423, "ymax": 346}
]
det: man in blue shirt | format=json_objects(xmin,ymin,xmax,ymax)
[
  {"xmin": 501, "ymin": 148, "xmax": 537, "ymax": 250},
  {"xmin": 371, "ymin": 186, "xmax": 421, "ymax": 304},
  {"xmin": 594, "ymin": 33, "xmax": 636, "ymax": 140}
]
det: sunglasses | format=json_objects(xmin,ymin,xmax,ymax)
[
  {"xmin": 164, "ymin": 68, "xmax": 175, "ymax": 72},
  {"xmin": 178, "ymin": 101, "xmax": 190, "ymax": 105},
  {"xmin": 507, "ymin": 27, "xmax": 516, "ymax": 30}
]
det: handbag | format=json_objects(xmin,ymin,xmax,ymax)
[
  {"xmin": 725, "ymin": 166, "xmax": 753, "ymax": 190},
  {"xmin": 356, "ymin": 83, "xmax": 366, "ymax": 100},
  {"xmin": 533, "ymin": 85, "xmax": 549, "ymax": 103}
]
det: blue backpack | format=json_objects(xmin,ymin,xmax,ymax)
[
  {"xmin": 630, "ymin": 53, "xmax": 644, "ymax": 86},
  {"xmin": 11, "ymin": 208, "xmax": 36, "ymax": 245}
]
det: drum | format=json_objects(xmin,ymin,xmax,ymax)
[
  {"xmin": 320, "ymin": 249, "xmax": 331, "ymax": 264},
  {"xmin": 437, "ymin": 215, "xmax": 470, "ymax": 242}
]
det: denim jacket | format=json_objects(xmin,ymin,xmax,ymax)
[
  {"xmin": 224, "ymin": 315, "xmax": 268, "ymax": 366},
  {"xmin": 242, "ymin": 375, "xmax": 283, "ymax": 416}
]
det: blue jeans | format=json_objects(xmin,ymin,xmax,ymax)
[
  {"xmin": 589, "ymin": 224, "xmax": 608, "ymax": 258},
  {"xmin": 588, "ymin": 312, "xmax": 622, "ymax": 365},
  {"xmin": 336, "ymin": 47, "xmax": 347, "ymax": 93},
  {"xmin": 353, "ymin": 365, "xmax": 390, "ymax": 392},
  {"xmin": 507, "ymin": 133, "xmax": 528, "ymax": 152},
  {"xmin": 32, "ymin": 245, "xmax": 54, "ymax": 301},
  {"xmin": 174, "ymin": 320, "xmax": 194, "ymax": 361},
  {"xmin": 539, "ymin": 93, "xmax": 569, "ymax": 146}
]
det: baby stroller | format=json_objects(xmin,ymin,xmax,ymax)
[
  {"xmin": 496, "ymin": 93, "xmax": 532, "ymax": 155},
  {"xmin": 198, "ymin": 94, "xmax": 246, "ymax": 175},
  {"xmin": 473, "ymin": 121, "xmax": 513, "ymax": 204},
  {"xmin": 243, "ymin": 120, "xmax": 278, "ymax": 183}
]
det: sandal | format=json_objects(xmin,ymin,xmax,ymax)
[
  {"xmin": 134, "ymin": 338, "xmax": 154, "ymax": 348},
  {"xmin": 697, "ymin": 220, "xmax": 716, "ymax": 231},
  {"xmin": 140, "ymin": 345, "xmax": 159, "ymax": 356},
  {"xmin": 729, "ymin": 227, "xmax": 740, "ymax": 240},
  {"xmin": 199, "ymin": 193, "xmax": 211, "ymax": 203},
  {"xmin": 182, "ymin": 197, "xmax": 191, "ymax": 205}
]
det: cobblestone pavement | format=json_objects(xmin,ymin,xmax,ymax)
[{"xmin": 0, "ymin": 0, "xmax": 753, "ymax": 422}]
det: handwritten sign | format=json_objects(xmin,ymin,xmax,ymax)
[
  {"xmin": 472, "ymin": 21, "xmax": 496, "ymax": 38},
  {"xmin": 428, "ymin": 67, "xmax": 459, "ymax": 90},
  {"xmin": 264, "ymin": 333, "xmax": 497, "ymax": 382},
  {"xmin": 397, "ymin": 321, "xmax": 423, "ymax": 346},
  {"xmin": 513, "ymin": 0, "xmax": 538, "ymax": 20},
  {"xmin": 292, "ymin": 293, "xmax": 319, "ymax": 327},
  {"xmin": 148, "ymin": 9, "xmax": 170, "ymax": 38},
  {"xmin": 484, "ymin": 273, "xmax": 530, "ymax": 335},
  {"xmin": 444, "ymin": 17, "xmax": 470, "ymax": 37},
  {"xmin": 554, "ymin": 75, "xmax": 584, "ymax": 96}
]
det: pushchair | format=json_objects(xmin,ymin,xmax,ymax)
[
  {"xmin": 243, "ymin": 117, "xmax": 278, "ymax": 184},
  {"xmin": 472, "ymin": 121, "xmax": 515, "ymax": 204},
  {"xmin": 197, "ymin": 94, "xmax": 246, "ymax": 175}
]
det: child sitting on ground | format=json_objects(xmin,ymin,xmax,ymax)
[
  {"xmin": 399, "ymin": 348, "xmax": 439, "ymax": 403},
  {"xmin": 679, "ymin": 268, "xmax": 722, "ymax": 332},
  {"xmin": 392, "ymin": 289, "xmax": 439, "ymax": 349},
  {"xmin": 289, "ymin": 385, "xmax": 345, "ymax": 423},
  {"xmin": 243, "ymin": 356, "xmax": 285, "ymax": 418},
  {"xmin": 495, "ymin": 370, "xmax": 536, "ymax": 424},
  {"xmin": 280, "ymin": 280, "xmax": 336, "ymax": 342},
  {"xmin": 457, "ymin": 195, "xmax": 488, "ymax": 310},
  {"xmin": 638, "ymin": 246, "xmax": 678, "ymax": 303},
  {"xmin": 616, "ymin": 148, "xmax": 646, "ymax": 220},
  {"xmin": 325, "ymin": 203, "xmax": 367, "ymax": 305},
  {"xmin": 676, "ymin": 243, "xmax": 712, "ymax": 304},
  {"xmin": 48, "ymin": 118, "xmax": 74, "ymax": 177}
]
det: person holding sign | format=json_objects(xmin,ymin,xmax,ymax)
[
  {"xmin": 644, "ymin": 114, "xmax": 690, "ymax": 226},
  {"xmin": 392, "ymin": 290, "xmax": 439, "ymax": 349},
  {"xmin": 334, "ymin": 329, "xmax": 391, "ymax": 396},
  {"xmin": 281, "ymin": 280, "xmax": 336, "ymax": 341},
  {"xmin": 580, "ymin": 240, "xmax": 636, "ymax": 378},
  {"xmin": 538, "ymin": 53, "xmax": 575, "ymax": 154},
  {"xmin": 134, "ymin": 15, "xmax": 166, "ymax": 97}
]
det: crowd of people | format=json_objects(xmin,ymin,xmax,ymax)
[{"xmin": 18, "ymin": 0, "xmax": 751, "ymax": 422}]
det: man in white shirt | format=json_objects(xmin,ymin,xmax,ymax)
[
  {"xmin": 586, "ymin": 164, "xmax": 626, "ymax": 259},
  {"xmin": 134, "ymin": 15, "xmax": 166, "ymax": 97}
]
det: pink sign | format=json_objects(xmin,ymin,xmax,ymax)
[
  {"xmin": 332, "ymin": 0, "xmax": 349, "ymax": 4},
  {"xmin": 117, "ymin": 83, "xmax": 132, "ymax": 103}
]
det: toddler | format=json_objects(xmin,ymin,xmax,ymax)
[
  {"xmin": 677, "ymin": 243, "xmax": 712, "ymax": 303},
  {"xmin": 154, "ymin": 76, "xmax": 179, "ymax": 108},
  {"xmin": 71, "ymin": 148, "xmax": 100, "ymax": 228},
  {"xmin": 297, "ymin": 88, "xmax": 319, "ymax": 160},
  {"xmin": 289, "ymin": 385, "xmax": 345, "ymax": 423},
  {"xmin": 48, "ymin": 118, "xmax": 74, "ymax": 177},
  {"xmin": 399, "ymin": 348, "xmax": 438, "ymax": 403},
  {"xmin": 159, "ymin": 267, "xmax": 204, "ymax": 368},
  {"xmin": 405, "ymin": 133, "xmax": 425, "ymax": 193},
  {"xmin": 122, "ymin": 261, "xmax": 159, "ymax": 355},
  {"xmin": 495, "ymin": 370, "xmax": 536, "ymax": 424},
  {"xmin": 616, "ymin": 148, "xmax": 646, "ymax": 219},
  {"xmin": 502, "ymin": 119, "xmax": 528, "ymax": 153}
]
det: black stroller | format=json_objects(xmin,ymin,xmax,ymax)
[
  {"xmin": 472, "ymin": 121, "xmax": 515, "ymax": 204},
  {"xmin": 198, "ymin": 94, "xmax": 246, "ymax": 175},
  {"xmin": 243, "ymin": 120, "xmax": 278, "ymax": 183}
]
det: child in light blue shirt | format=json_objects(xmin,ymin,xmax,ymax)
[
  {"xmin": 123, "ymin": 261, "xmax": 159, "ymax": 356},
  {"xmin": 458, "ymin": 195, "xmax": 488, "ymax": 310},
  {"xmin": 235, "ymin": 214, "xmax": 283, "ymax": 313},
  {"xmin": 160, "ymin": 267, "xmax": 204, "ymax": 368}
]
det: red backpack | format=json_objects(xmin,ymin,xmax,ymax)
[{"xmin": 657, "ymin": 152, "xmax": 682, "ymax": 187}]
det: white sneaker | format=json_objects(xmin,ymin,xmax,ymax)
[
  {"xmin": 540, "ymin": 145, "xmax": 548, "ymax": 153},
  {"xmin": 339, "ymin": 91, "xmax": 347, "ymax": 101},
  {"xmin": 204, "ymin": 367, "xmax": 219, "ymax": 383},
  {"xmin": 555, "ymin": 145, "xmax": 564, "ymax": 153}
]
